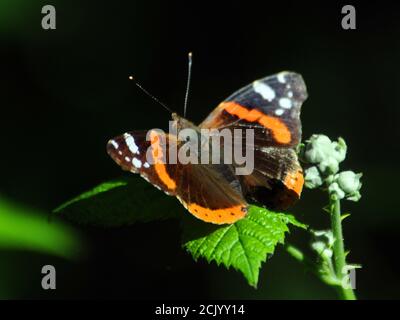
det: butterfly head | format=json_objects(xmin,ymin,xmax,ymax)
[{"xmin": 171, "ymin": 112, "xmax": 197, "ymax": 131}]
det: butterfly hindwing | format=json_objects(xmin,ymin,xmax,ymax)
[
  {"xmin": 176, "ymin": 162, "xmax": 248, "ymax": 224},
  {"xmin": 238, "ymin": 147, "xmax": 304, "ymax": 209}
]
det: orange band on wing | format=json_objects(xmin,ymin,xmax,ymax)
[
  {"xmin": 284, "ymin": 169, "xmax": 304, "ymax": 196},
  {"xmin": 150, "ymin": 131, "xmax": 177, "ymax": 190},
  {"xmin": 187, "ymin": 202, "xmax": 247, "ymax": 224},
  {"xmin": 221, "ymin": 101, "xmax": 292, "ymax": 144}
]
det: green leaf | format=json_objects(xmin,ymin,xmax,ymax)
[
  {"xmin": 0, "ymin": 196, "xmax": 82, "ymax": 259},
  {"xmin": 183, "ymin": 205, "xmax": 306, "ymax": 288},
  {"xmin": 54, "ymin": 176, "xmax": 183, "ymax": 226}
]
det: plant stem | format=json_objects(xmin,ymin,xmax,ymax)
[{"xmin": 329, "ymin": 196, "xmax": 356, "ymax": 300}]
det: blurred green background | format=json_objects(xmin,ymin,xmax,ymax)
[{"xmin": 1, "ymin": 0, "xmax": 399, "ymax": 299}]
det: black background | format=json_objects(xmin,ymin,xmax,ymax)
[{"xmin": 1, "ymin": 0, "xmax": 399, "ymax": 299}]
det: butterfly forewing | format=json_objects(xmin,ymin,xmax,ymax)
[
  {"xmin": 200, "ymin": 71, "xmax": 307, "ymax": 147},
  {"xmin": 107, "ymin": 130, "xmax": 179, "ymax": 195},
  {"xmin": 107, "ymin": 130, "xmax": 248, "ymax": 224}
]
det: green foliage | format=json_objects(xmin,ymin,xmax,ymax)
[
  {"xmin": 54, "ymin": 176, "xmax": 181, "ymax": 226},
  {"xmin": 183, "ymin": 206, "xmax": 306, "ymax": 287},
  {"xmin": 0, "ymin": 196, "xmax": 81, "ymax": 259},
  {"xmin": 56, "ymin": 177, "xmax": 306, "ymax": 287}
]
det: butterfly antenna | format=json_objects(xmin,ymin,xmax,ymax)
[
  {"xmin": 128, "ymin": 76, "xmax": 173, "ymax": 114},
  {"xmin": 183, "ymin": 52, "xmax": 193, "ymax": 118}
]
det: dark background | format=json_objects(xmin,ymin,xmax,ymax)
[{"xmin": 0, "ymin": 0, "xmax": 399, "ymax": 299}]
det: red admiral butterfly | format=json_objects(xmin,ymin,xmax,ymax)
[{"xmin": 107, "ymin": 70, "xmax": 307, "ymax": 224}]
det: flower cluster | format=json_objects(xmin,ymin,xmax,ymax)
[
  {"xmin": 311, "ymin": 229, "xmax": 334, "ymax": 261},
  {"xmin": 299, "ymin": 134, "xmax": 362, "ymax": 201}
]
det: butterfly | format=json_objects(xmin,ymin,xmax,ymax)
[{"xmin": 107, "ymin": 71, "xmax": 308, "ymax": 225}]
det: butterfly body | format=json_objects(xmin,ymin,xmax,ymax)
[{"xmin": 107, "ymin": 71, "xmax": 307, "ymax": 224}]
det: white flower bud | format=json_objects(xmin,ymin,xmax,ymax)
[
  {"xmin": 331, "ymin": 138, "xmax": 347, "ymax": 163},
  {"xmin": 325, "ymin": 174, "xmax": 335, "ymax": 185},
  {"xmin": 318, "ymin": 157, "xmax": 339, "ymax": 175},
  {"xmin": 328, "ymin": 182, "xmax": 345, "ymax": 199},
  {"xmin": 304, "ymin": 134, "xmax": 333, "ymax": 164},
  {"xmin": 313, "ymin": 230, "xmax": 335, "ymax": 247},
  {"xmin": 337, "ymin": 171, "xmax": 362, "ymax": 194},
  {"xmin": 311, "ymin": 230, "xmax": 334, "ymax": 260},
  {"xmin": 311, "ymin": 241, "xmax": 325, "ymax": 253},
  {"xmin": 304, "ymin": 166, "xmax": 323, "ymax": 189},
  {"xmin": 347, "ymin": 191, "xmax": 362, "ymax": 202}
]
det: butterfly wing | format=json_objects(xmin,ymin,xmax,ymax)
[
  {"xmin": 200, "ymin": 71, "xmax": 307, "ymax": 147},
  {"xmin": 176, "ymin": 161, "xmax": 248, "ymax": 224},
  {"xmin": 239, "ymin": 147, "xmax": 304, "ymax": 209},
  {"xmin": 107, "ymin": 130, "xmax": 178, "ymax": 195},
  {"xmin": 107, "ymin": 130, "xmax": 247, "ymax": 224},
  {"xmin": 199, "ymin": 71, "xmax": 307, "ymax": 209}
]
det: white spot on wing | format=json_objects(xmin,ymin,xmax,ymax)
[
  {"xmin": 287, "ymin": 91, "xmax": 293, "ymax": 98},
  {"xmin": 123, "ymin": 133, "xmax": 139, "ymax": 154},
  {"xmin": 253, "ymin": 81, "xmax": 275, "ymax": 101},
  {"xmin": 132, "ymin": 158, "xmax": 142, "ymax": 168},
  {"xmin": 275, "ymin": 109, "xmax": 285, "ymax": 116},
  {"xmin": 277, "ymin": 72, "xmax": 287, "ymax": 83},
  {"xmin": 110, "ymin": 140, "xmax": 119, "ymax": 149},
  {"xmin": 279, "ymin": 97, "xmax": 292, "ymax": 109},
  {"xmin": 125, "ymin": 156, "xmax": 130, "ymax": 162},
  {"xmin": 143, "ymin": 162, "xmax": 150, "ymax": 168}
]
